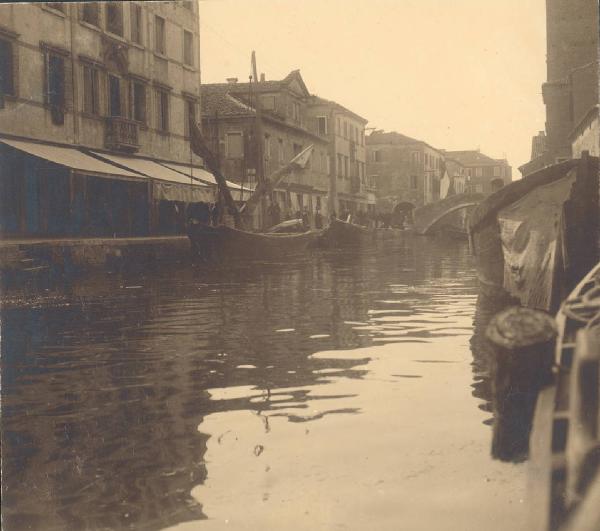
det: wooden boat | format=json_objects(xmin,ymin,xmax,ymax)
[
  {"xmin": 528, "ymin": 261, "xmax": 600, "ymax": 531},
  {"xmin": 188, "ymin": 223, "xmax": 321, "ymax": 261},
  {"xmin": 468, "ymin": 152, "xmax": 598, "ymax": 312},
  {"xmin": 318, "ymin": 217, "xmax": 375, "ymax": 248},
  {"xmin": 267, "ymin": 219, "xmax": 305, "ymax": 233}
]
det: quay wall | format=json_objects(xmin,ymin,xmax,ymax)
[{"xmin": 0, "ymin": 236, "xmax": 191, "ymax": 277}]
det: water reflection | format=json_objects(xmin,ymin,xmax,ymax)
[{"xmin": 1, "ymin": 236, "xmax": 527, "ymax": 531}]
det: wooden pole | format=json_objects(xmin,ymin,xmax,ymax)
[{"xmin": 486, "ymin": 306, "xmax": 557, "ymax": 461}]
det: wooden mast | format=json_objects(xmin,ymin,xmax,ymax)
[{"xmin": 250, "ymin": 51, "xmax": 268, "ymax": 229}]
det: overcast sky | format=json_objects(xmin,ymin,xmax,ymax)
[{"xmin": 199, "ymin": 0, "xmax": 547, "ymax": 175}]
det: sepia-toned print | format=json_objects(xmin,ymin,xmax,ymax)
[{"xmin": 0, "ymin": 1, "xmax": 599, "ymax": 530}]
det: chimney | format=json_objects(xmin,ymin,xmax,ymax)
[
  {"xmin": 260, "ymin": 73, "xmax": 265, "ymax": 82},
  {"xmin": 226, "ymin": 77, "xmax": 238, "ymax": 84}
]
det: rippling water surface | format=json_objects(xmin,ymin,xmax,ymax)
[{"xmin": 1, "ymin": 235, "xmax": 528, "ymax": 531}]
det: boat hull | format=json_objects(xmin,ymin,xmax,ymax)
[
  {"xmin": 188, "ymin": 224, "xmax": 321, "ymax": 260},
  {"xmin": 318, "ymin": 218, "xmax": 375, "ymax": 248},
  {"xmin": 469, "ymin": 154, "xmax": 598, "ymax": 312}
]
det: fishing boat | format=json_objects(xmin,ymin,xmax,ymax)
[
  {"xmin": 468, "ymin": 152, "xmax": 598, "ymax": 312},
  {"xmin": 318, "ymin": 217, "xmax": 375, "ymax": 248},
  {"xmin": 188, "ymin": 223, "xmax": 321, "ymax": 261},
  {"xmin": 528, "ymin": 261, "xmax": 600, "ymax": 531}
]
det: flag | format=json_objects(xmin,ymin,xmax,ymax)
[{"xmin": 290, "ymin": 144, "xmax": 313, "ymax": 169}]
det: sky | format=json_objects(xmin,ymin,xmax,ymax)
[{"xmin": 198, "ymin": 0, "xmax": 547, "ymax": 175}]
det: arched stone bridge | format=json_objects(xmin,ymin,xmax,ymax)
[{"xmin": 413, "ymin": 193, "xmax": 486, "ymax": 235}]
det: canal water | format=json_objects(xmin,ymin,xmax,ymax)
[{"xmin": 1, "ymin": 235, "xmax": 528, "ymax": 531}]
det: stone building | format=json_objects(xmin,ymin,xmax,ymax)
[
  {"xmin": 366, "ymin": 130, "xmax": 445, "ymax": 211},
  {"xmin": 306, "ymin": 96, "xmax": 372, "ymax": 217},
  {"xmin": 201, "ymin": 71, "xmax": 370, "ymax": 228},
  {"xmin": 520, "ymin": 0, "xmax": 599, "ymax": 176},
  {"xmin": 442, "ymin": 150, "xmax": 512, "ymax": 194},
  {"xmin": 0, "ymin": 1, "xmax": 218, "ymax": 238}
]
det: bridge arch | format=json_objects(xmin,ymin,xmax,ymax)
[{"xmin": 413, "ymin": 193, "xmax": 485, "ymax": 235}]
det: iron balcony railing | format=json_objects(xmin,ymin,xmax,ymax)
[{"xmin": 105, "ymin": 116, "xmax": 140, "ymax": 152}]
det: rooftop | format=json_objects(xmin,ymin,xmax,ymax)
[
  {"xmin": 366, "ymin": 130, "xmax": 422, "ymax": 146},
  {"xmin": 443, "ymin": 150, "xmax": 508, "ymax": 166}
]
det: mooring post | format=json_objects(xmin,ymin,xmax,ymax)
[{"xmin": 485, "ymin": 306, "xmax": 557, "ymax": 461}]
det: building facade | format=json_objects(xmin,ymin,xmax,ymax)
[
  {"xmin": 443, "ymin": 150, "xmax": 512, "ymax": 195},
  {"xmin": 520, "ymin": 0, "xmax": 599, "ymax": 176},
  {"xmin": 366, "ymin": 130, "xmax": 445, "ymax": 210},
  {"xmin": 201, "ymin": 71, "xmax": 371, "ymax": 228},
  {"xmin": 306, "ymin": 96, "xmax": 372, "ymax": 217},
  {"xmin": 0, "ymin": 1, "xmax": 211, "ymax": 238}
]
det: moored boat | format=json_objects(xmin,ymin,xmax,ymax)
[
  {"xmin": 469, "ymin": 152, "xmax": 598, "ymax": 312},
  {"xmin": 188, "ymin": 223, "xmax": 321, "ymax": 261},
  {"xmin": 318, "ymin": 217, "xmax": 375, "ymax": 248},
  {"xmin": 528, "ymin": 261, "xmax": 600, "ymax": 531}
]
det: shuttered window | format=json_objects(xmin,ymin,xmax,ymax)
[
  {"xmin": 156, "ymin": 88, "xmax": 169, "ymax": 132},
  {"xmin": 82, "ymin": 64, "xmax": 100, "ymax": 115},
  {"xmin": 0, "ymin": 39, "xmax": 14, "ymax": 97},
  {"xmin": 130, "ymin": 4, "xmax": 142, "ymax": 45},
  {"xmin": 108, "ymin": 74, "xmax": 121, "ymax": 117},
  {"xmin": 130, "ymin": 80, "xmax": 146, "ymax": 124}
]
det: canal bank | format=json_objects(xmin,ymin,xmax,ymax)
[{"xmin": 0, "ymin": 236, "xmax": 192, "ymax": 279}]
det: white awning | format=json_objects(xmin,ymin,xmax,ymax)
[
  {"xmin": 0, "ymin": 138, "xmax": 138, "ymax": 177},
  {"xmin": 89, "ymin": 151, "xmax": 212, "ymax": 188},
  {"xmin": 161, "ymin": 161, "xmax": 253, "ymax": 192}
]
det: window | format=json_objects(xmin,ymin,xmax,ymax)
[
  {"xmin": 410, "ymin": 175, "xmax": 418, "ymax": 189},
  {"xmin": 343, "ymin": 121, "xmax": 348, "ymax": 139},
  {"xmin": 293, "ymin": 143, "xmax": 302, "ymax": 156},
  {"xmin": 82, "ymin": 64, "xmax": 100, "ymax": 115},
  {"xmin": 475, "ymin": 167, "xmax": 483, "ymax": 177},
  {"xmin": 317, "ymin": 116, "xmax": 328, "ymax": 136},
  {"xmin": 372, "ymin": 150, "xmax": 382, "ymax": 162},
  {"xmin": 226, "ymin": 132, "xmax": 243, "ymax": 158},
  {"xmin": 0, "ymin": 39, "xmax": 14, "ymax": 98},
  {"xmin": 264, "ymin": 134, "xmax": 271, "ymax": 160},
  {"xmin": 46, "ymin": 52, "xmax": 65, "ymax": 124},
  {"xmin": 336, "ymin": 117, "xmax": 340, "ymax": 135},
  {"xmin": 81, "ymin": 2, "xmax": 100, "ymax": 26},
  {"xmin": 155, "ymin": 16, "xmax": 166, "ymax": 54},
  {"xmin": 130, "ymin": 3, "xmax": 143, "ymax": 45},
  {"xmin": 183, "ymin": 30, "xmax": 194, "ymax": 66},
  {"xmin": 278, "ymin": 139, "xmax": 284, "ymax": 163},
  {"xmin": 106, "ymin": 3, "xmax": 123, "ymax": 36},
  {"xmin": 156, "ymin": 88, "xmax": 169, "ymax": 131},
  {"xmin": 184, "ymin": 98, "xmax": 196, "ymax": 137},
  {"xmin": 291, "ymin": 102, "xmax": 300, "ymax": 122},
  {"xmin": 263, "ymin": 95, "xmax": 276, "ymax": 110},
  {"xmin": 108, "ymin": 75, "xmax": 122, "ymax": 116},
  {"xmin": 337, "ymin": 154, "xmax": 343, "ymax": 177},
  {"xmin": 130, "ymin": 80, "xmax": 146, "ymax": 124},
  {"xmin": 411, "ymin": 151, "xmax": 421, "ymax": 166},
  {"xmin": 493, "ymin": 166, "xmax": 501, "ymax": 177},
  {"xmin": 344, "ymin": 156, "xmax": 349, "ymax": 178},
  {"xmin": 44, "ymin": 3, "xmax": 64, "ymax": 12}
]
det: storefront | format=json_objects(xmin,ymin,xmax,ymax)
[{"xmin": 0, "ymin": 137, "xmax": 216, "ymax": 239}]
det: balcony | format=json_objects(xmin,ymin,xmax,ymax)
[{"xmin": 105, "ymin": 116, "xmax": 140, "ymax": 152}]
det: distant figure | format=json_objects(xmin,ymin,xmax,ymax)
[
  {"xmin": 315, "ymin": 210, "xmax": 323, "ymax": 229},
  {"xmin": 301, "ymin": 208, "xmax": 310, "ymax": 230}
]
